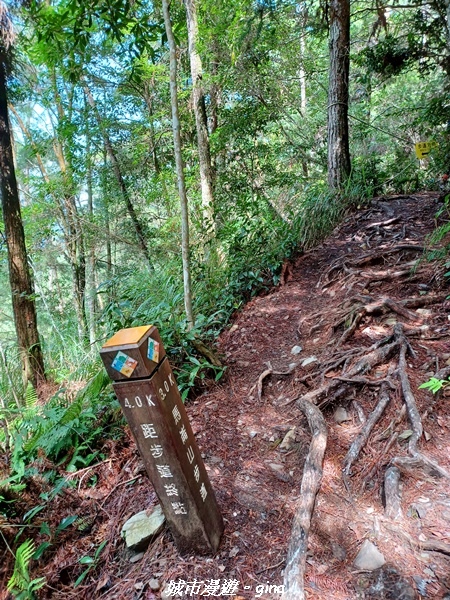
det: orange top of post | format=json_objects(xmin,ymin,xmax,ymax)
[{"xmin": 102, "ymin": 325, "xmax": 153, "ymax": 349}]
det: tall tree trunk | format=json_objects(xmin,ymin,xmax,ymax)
[
  {"xmin": 82, "ymin": 81, "xmax": 154, "ymax": 271},
  {"xmin": 298, "ymin": 5, "xmax": 309, "ymax": 178},
  {"xmin": 327, "ymin": 0, "xmax": 351, "ymax": 190},
  {"xmin": 0, "ymin": 62, "xmax": 45, "ymax": 387},
  {"xmin": 50, "ymin": 74, "xmax": 88, "ymax": 336},
  {"xmin": 162, "ymin": 0, "xmax": 195, "ymax": 329},
  {"xmin": 10, "ymin": 103, "xmax": 88, "ymax": 342},
  {"xmin": 85, "ymin": 133, "xmax": 97, "ymax": 349},
  {"xmin": 184, "ymin": 0, "xmax": 216, "ymax": 237}
]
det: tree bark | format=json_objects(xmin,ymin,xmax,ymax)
[
  {"xmin": 85, "ymin": 131, "xmax": 97, "ymax": 349},
  {"xmin": 0, "ymin": 61, "xmax": 45, "ymax": 387},
  {"xmin": 184, "ymin": 0, "xmax": 216, "ymax": 237},
  {"xmin": 162, "ymin": 0, "xmax": 195, "ymax": 329},
  {"xmin": 327, "ymin": 0, "xmax": 351, "ymax": 190}
]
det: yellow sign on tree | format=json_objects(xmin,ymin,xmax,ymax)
[{"xmin": 415, "ymin": 141, "xmax": 438, "ymax": 159}]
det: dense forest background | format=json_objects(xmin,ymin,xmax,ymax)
[{"xmin": 0, "ymin": 0, "xmax": 449, "ymax": 595}]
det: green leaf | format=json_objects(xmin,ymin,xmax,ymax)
[
  {"xmin": 39, "ymin": 522, "xmax": 51, "ymax": 537},
  {"xmin": 419, "ymin": 377, "xmax": 445, "ymax": 393},
  {"xmin": 23, "ymin": 504, "xmax": 45, "ymax": 523},
  {"xmin": 74, "ymin": 569, "xmax": 90, "ymax": 587},
  {"xmin": 56, "ymin": 515, "xmax": 78, "ymax": 533},
  {"xmin": 33, "ymin": 541, "xmax": 52, "ymax": 560}
]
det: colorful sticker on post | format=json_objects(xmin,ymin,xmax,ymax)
[
  {"xmin": 147, "ymin": 339, "xmax": 160, "ymax": 364},
  {"xmin": 111, "ymin": 351, "xmax": 138, "ymax": 377}
]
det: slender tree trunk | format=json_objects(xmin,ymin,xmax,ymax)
[
  {"xmin": 162, "ymin": 0, "xmax": 195, "ymax": 329},
  {"xmin": 10, "ymin": 103, "xmax": 88, "ymax": 342},
  {"xmin": 444, "ymin": 0, "xmax": 450, "ymax": 75},
  {"xmin": 327, "ymin": 0, "xmax": 351, "ymax": 190},
  {"xmin": 50, "ymin": 70, "xmax": 86, "ymax": 303},
  {"xmin": 298, "ymin": 6, "xmax": 308, "ymax": 178},
  {"xmin": 85, "ymin": 134, "xmax": 97, "ymax": 349},
  {"xmin": 209, "ymin": 52, "xmax": 219, "ymax": 136},
  {"xmin": 184, "ymin": 0, "xmax": 216, "ymax": 237},
  {"xmin": 82, "ymin": 80, "xmax": 154, "ymax": 271},
  {"xmin": 0, "ymin": 62, "xmax": 45, "ymax": 387}
]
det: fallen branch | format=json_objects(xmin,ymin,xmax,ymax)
[{"xmin": 283, "ymin": 398, "xmax": 327, "ymax": 600}]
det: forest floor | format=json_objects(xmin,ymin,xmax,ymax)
[{"xmin": 2, "ymin": 192, "xmax": 450, "ymax": 600}]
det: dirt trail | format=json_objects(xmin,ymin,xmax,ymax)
[
  {"xmin": 2, "ymin": 192, "xmax": 450, "ymax": 600},
  {"xmin": 183, "ymin": 192, "xmax": 450, "ymax": 600}
]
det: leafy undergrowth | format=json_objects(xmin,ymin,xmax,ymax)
[{"xmin": 1, "ymin": 192, "xmax": 450, "ymax": 599}]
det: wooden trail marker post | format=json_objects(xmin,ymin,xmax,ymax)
[{"xmin": 100, "ymin": 325, "xmax": 223, "ymax": 555}]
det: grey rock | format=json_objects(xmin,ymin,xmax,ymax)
[
  {"xmin": 279, "ymin": 427, "xmax": 296, "ymax": 451},
  {"xmin": 301, "ymin": 356, "xmax": 318, "ymax": 368},
  {"xmin": 354, "ymin": 540, "xmax": 385, "ymax": 571},
  {"xmin": 412, "ymin": 576, "xmax": 428, "ymax": 596},
  {"xmin": 149, "ymin": 578, "xmax": 160, "ymax": 592},
  {"xmin": 268, "ymin": 463, "xmax": 284, "ymax": 472},
  {"xmin": 121, "ymin": 505, "xmax": 165, "ymax": 551},
  {"xmin": 129, "ymin": 551, "xmax": 145, "ymax": 563},
  {"xmin": 291, "ymin": 345, "xmax": 302, "ymax": 355},
  {"xmin": 334, "ymin": 406, "xmax": 351, "ymax": 424}
]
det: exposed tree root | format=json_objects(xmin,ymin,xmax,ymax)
[
  {"xmin": 391, "ymin": 333, "xmax": 450, "ymax": 480},
  {"xmin": 250, "ymin": 362, "xmax": 298, "ymax": 401},
  {"xmin": 333, "ymin": 296, "xmax": 423, "ymax": 346},
  {"xmin": 343, "ymin": 381, "xmax": 392, "ymax": 484},
  {"xmin": 319, "ymin": 245, "xmax": 424, "ymax": 287},
  {"xmin": 402, "ymin": 294, "xmax": 448, "ymax": 309},
  {"xmin": 420, "ymin": 539, "xmax": 450, "ymax": 556},
  {"xmin": 191, "ymin": 338, "xmax": 222, "ymax": 367},
  {"xmin": 359, "ymin": 261, "xmax": 423, "ymax": 284},
  {"xmin": 384, "ymin": 522, "xmax": 450, "ymax": 557},
  {"xmin": 282, "ymin": 332, "xmax": 399, "ymax": 409},
  {"xmin": 365, "ymin": 216, "xmax": 400, "ymax": 229},
  {"xmin": 282, "ymin": 399, "xmax": 327, "ymax": 600}
]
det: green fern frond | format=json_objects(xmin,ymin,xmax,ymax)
[
  {"xmin": 7, "ymin": 539, "xmax": 35, "ymax": 591},
  {"xmin": 76, "ymin": 370, "xmax": 110, "ymax": 403},
  {"xmin": 58, "ymin": 398, "xmax": 83, "ymax": 426},
  {"xmin": 24, "ymin": 384, "xmax": 38, "ymax": 408}
]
